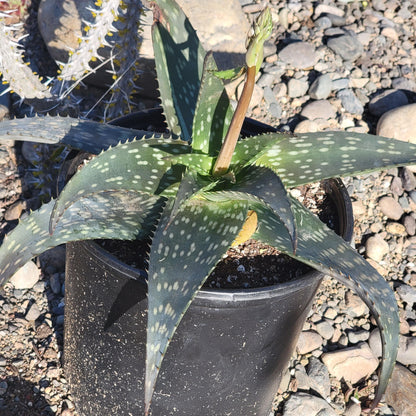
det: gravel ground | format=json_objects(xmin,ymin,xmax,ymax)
[{"xmin": 1, "ymin": 0, "xmax": 416, "ymax": 415}]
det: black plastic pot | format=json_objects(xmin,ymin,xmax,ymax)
[{"xmin": 63, "ymin": 110, "xmax": 354, "ymax": 416}]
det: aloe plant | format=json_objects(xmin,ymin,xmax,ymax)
[{"xmin": 0, "ymin": 1, "xmax": 416, "ymax": 414}]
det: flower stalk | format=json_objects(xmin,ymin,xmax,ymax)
[{"xmin": 212, "ymin": 8, "xmax": 273, "ymax": 177}]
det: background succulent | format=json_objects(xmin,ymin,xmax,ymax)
[
  {"xmin": 0, "ymin": 0, "xmax": 144, "ymax": 119},
  {"xmin": 0, "ymin": 1, "xmax": 416, "ymax": 414}
]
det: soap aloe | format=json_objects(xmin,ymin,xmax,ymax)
[{"xmin": 0, "ymin": 1, "xmax": 415, "ymax": 414}]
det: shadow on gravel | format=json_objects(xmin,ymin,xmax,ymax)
[{"xmin": 0, "ymin": 376, "xmax": 57, "ymax": 416}]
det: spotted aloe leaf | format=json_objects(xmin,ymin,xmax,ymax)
[
  {"xmin": 0, "ymin": 191, "xmax": 165, "ymax": 287},
  {"xmin": 0, "ymin": 115, "xmax": 154, "ymax": 154},
  {"xmin": 166, "ymin": 169, "xmax": 216, "ymax": 225},
  {"xmin": 168, "ymin": 153, "xmax": 215, "ymax": 175},
  {"xmin": 144, "ymin": 196, "xmax": 249, "ymax": 414},
  {"xmin": 49, "ymin": 137, "xmax": 190, "ymax": 232},
  {"xmin": 251, "ymin": 197, "xmax": 399, "ymax": 407},
  {"xmin": 191, "ymin": 52, "xmax": 234, "ymax": 155},
  {"xmin": 249, "ymin": 131, "xmax": 416, "ymax": 187},
  {"xmin": 230, "ymin": 165, "xmax": 297, "ymax": 251},
  {"xmin": 231, "ymin": 132, "xmax": 289, "ymax": 171},
  {"xmin": 152, "ymin": 0, "xmax": 205, "ymax": 141}
]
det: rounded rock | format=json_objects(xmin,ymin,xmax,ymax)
[
  {"xmin": 379, "ymin": 196, "xmax": 404, "ymax": 220},
  {"xmin": 386, "ymin": 222, "xmax": 407, "ymax": 236},
  {"xmin": 377, "ymin": 103, "xmax": 416, "ymax": 144},
  {"xmin": 25, "ymin": 303, "xmax": 42, "ymax": 322},
  {"xmin": 365, "ymin": 234, "xmax": 389, "ymax": 262},
  {"xmin": 296, "ymin": 331, "xmax": 323, "ymax": 355},
  {"xmin": 321, "ymin": 342, "xmax": 378, "ymax": 384},
  {"xmin": 403, "ymin": 215, "xmax": 416, "ymax": 236},
  {"xmin": 278, "ymin": 42, "xmax": 318, "ymax": 69},
  {"xmin": 300, "ymin": 100, "xmax": 337, "ymax": 120},
  {"xmin": 309, "ymin": 74, "xmax": 332, "ymax": 100},
  {"xmin": 294, "ymin": 120, "xmax": 319, "ymax": 133},
  {"xmin": 287, "ymin": 78, "xmax": 309, "ymax": 98},
  {"xmin": 369, "ymin": 89, "xmax": 409, "ymax": 117},
  {"xmin": 327, "ymin": 34, "xmax": 363, "ymax": 62},
  {"xmin": 337, "ymin": 89, "xmax": 364, "ymax": 115},
  {"xmin": 385, "ymin": 364, "xmax": 416, "ymax": 416},
  {"xmin": 10, "ymin": 261, "xmax": 41, "ymax": 290}
]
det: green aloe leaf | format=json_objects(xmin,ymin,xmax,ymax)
[
  {"xmin": 0, "ymin": 115, "xmax": 152, "ymax": 154},
  {"xmin": 144, "ymin": 196, "xmax": 249, "ymax": 414},
  {"xmin": 152, "ymin": 0, "xmax": 206, "ymax": 141},
  {"xmin": 252, "ymin": 131, "xmax": 416, "ymax": 187},
  {"xmin": 231, "ymin": 165, "xmax": 297, "ymax": 251},
  {"xmin": 50, "ymin": 138, "xmax": 190, "ymax": 232},
  {"xmin": 0, "ymin": 191, "xmax": 165, "ymax": 288},
  {"xmin": 191, "ymin": 52, "xmax": 234, "ymax": 155},
  {"xmin": 231, "ymin": 133, "xmax": 289, "ymax": 172},
  {"xmin": 169, "ymin": 153, "xmax": 215, "ymax": 175},
  {"xmin": 252, "ymin": 197, "xmax": 399, "ymax": 407}
]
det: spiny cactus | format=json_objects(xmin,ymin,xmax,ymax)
[
  {"xmin": 0, "ymin": 14, "xmax": 52, "ymax": 100},
  {"xmin": 0, "ymin": 0, "xmax": 144, "ymax": 119}
]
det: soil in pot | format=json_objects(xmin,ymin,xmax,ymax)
[{"xmin": 97, "ymin": 179, "xmax": 344, "ymax": 290}]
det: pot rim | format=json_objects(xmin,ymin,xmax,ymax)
[{"xmin": 73, "ymin": 238, "xmax": 324, "ymax": 303}]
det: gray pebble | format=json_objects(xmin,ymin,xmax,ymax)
[
  {"xmin": 283, "ymin": 392, "xmax": 338, "ymax": 416},
  {"xmin": 344, "ymin": 403, "xmax": 361, "ymax": 416},
  {"xmin": 391, "ymin": 176, "xmax": 404, "ymax": 196},
  {"xmin": 25, "ymin": 302, "xmax": 42, "ymax": 321},
  {"xmin": 300, "ymin": 100, "xmax": 336, "ymax": 120},
  {"xmin": 308, "ymin": 74, "xmax": 332, "ymax": 100},
  {"xmin": 348, "ymin": 329, "xmax": 369, "ymax": 344},
  {"xmin": 403, "ymin": 215, "xmax": 416, "ymax": 236},
  {"xmin": 315, "ymin": 320, "xmax": 334, "ymax": 340},
  {"xmin": 279, "ymin": 42, "xmax": 317, "ymax": 69},
  {"xmin": 327, "ymin": 34, "xmax": 363, "ymax": 61},
  {"xmin": 288, "ymin": 78, "xmax": 309, "ymax": 98},
  {"xmin": 378, "ymin": 196, "xmax": 404, "ymax": 220},
  {"xmin": 392, "ymin": 77, "xmax": 416, "ymax": 91},
  {"xmin": 258, "ymin": 73, "xmax": 277, "ymax": 88},
  {"xmin": 399, "ymin": 195, "xmax": 410, "ymax": 211},
  {"xmin": 397, "ymin": 284, "xmax": 416, "ymax": 306},
  {"xmin": 337, "ymin": 89, "xmax": 364, "ymax": 114},
  {"xmin": 325, "ymin": 13, "xmax": 346, "ymax": 27},
  {"xmin": 400, "ymin": 167, "xmax": 416, "ymax": 192},
  {"xmin": 314, "ymin": 16, "xmax": 332, "ymax": 30},
  {"xmin": 307, "ymin": 357, "xmax": 331, "ymax": 398},
  {"xmin": 294, "ymin": 364, "xmax": 310, "ymax": 390},
  {"xmin": 269, "ymin": 103, "xmax": 282, "ymax": 119},
  {"xmin": 365, "ymin": 234, "xmax": 389, "ymax": 262},
  {"xmin": 331, "ymin": 78, "xmax": 350, "ymax": 91}
]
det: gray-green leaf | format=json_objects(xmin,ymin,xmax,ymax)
[
  {"xmin": 152, "ymin": 0, "xmax": 206, "ymax": 141},
  {"xmin": 0, "ymin": 115, "xmax": 153, "ymax": 154},
  {"xmin": 0, "ymin": 191, "xmax": 165, "ymax": 288},
  {"xmin": 145, "ymin": 196, "xmax": 249, "ymax": 414},
  {"xmin": 252, "ymin": 197, "xmax": 399, "ymax": 407},
  {"xmin": 192, "ymin": 52, "xmax": 234, "ymax": 155},
  {"xmin": 253, "ymin": 131, "xmax": 416, "ymax": 187},
  {"xmin": 50, "ymin": 138, "xmax": 189, "ymax": 232}
]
